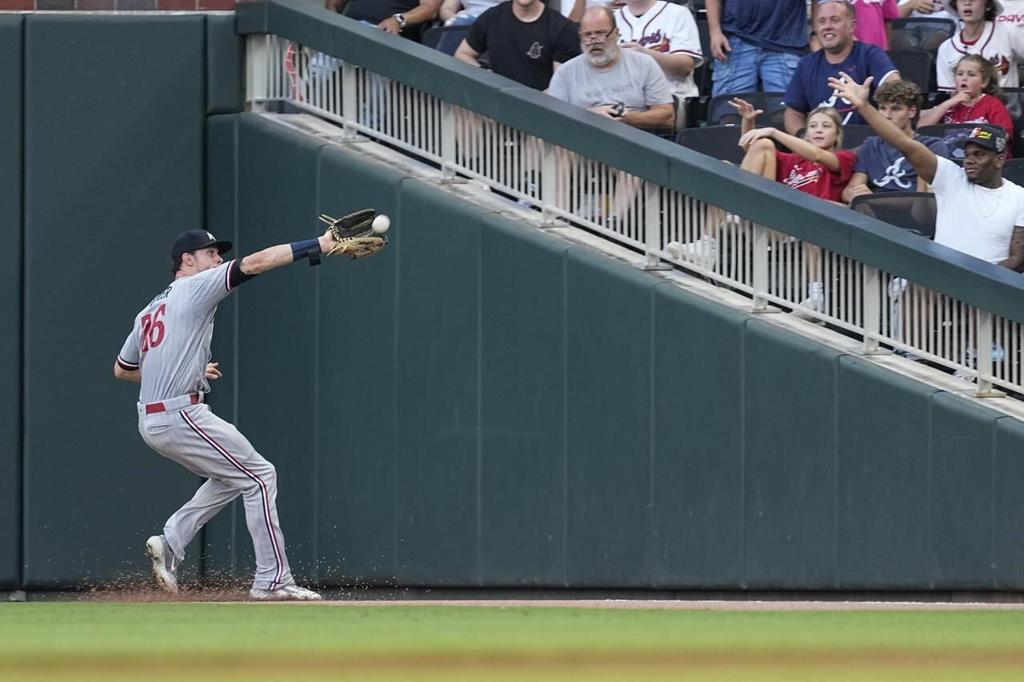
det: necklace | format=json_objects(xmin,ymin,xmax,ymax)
[{"xmin": 970, "ymin": 181, "xmax": 1004, "ymax": 219}]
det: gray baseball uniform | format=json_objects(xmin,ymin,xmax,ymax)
[{"xmin": 117, "ymin": 259, "xmax": 293, "ymax": 591}]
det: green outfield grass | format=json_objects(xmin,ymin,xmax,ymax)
[{"xmin": 3, "ymin": 602, "xmax": 1024, "ymax": 681}]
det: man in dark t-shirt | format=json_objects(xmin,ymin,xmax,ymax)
[
  {"xmin": 454, "ymin": 0, "xmax": 580, "ymax": 90},
  {"xmin": 326, "ymin": 0, "xmax": 442, "ymax": 40}
]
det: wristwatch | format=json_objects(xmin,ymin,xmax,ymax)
[{"xmin": 392, "ymin": 13, "xmax": 407, "ymax": 28}]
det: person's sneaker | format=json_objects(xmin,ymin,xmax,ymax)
[
  {"xmin": 792, "ymin": 286, "xmax": 825, "ymax": 322},
  {"xmin": 666, "ymin": 236, "xmax": 719, "ymax": 270},
  {"xmin": 145, "ymin": 535, "xmax": 179, "ymax": 594},
  {"xmin": 249, "ymin": 584, "xmax": 323, "ymax": 601}
]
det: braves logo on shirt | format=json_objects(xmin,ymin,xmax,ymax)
[
  {"xmin": 784, "ymin": 167, "xmax": 823, "ymax": 190},
  {"xmin": 873, "ymin": 157, "xmax": 914, "ymax": 190},
  {"xmin": 991, "ymin": 53, "xmax": 1011, "ymax": 76},
  {"xmin": 636, "ymin": 29, "xmax": 670, "ymax": 52}
]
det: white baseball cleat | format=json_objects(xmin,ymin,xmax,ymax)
[
  {"xmin": 145, "ymin": 535, "xmax": 179, "ymax": 594},
  {"xmin": 249, "ymin": 584, "xmax": 323, "ymax": 601}
]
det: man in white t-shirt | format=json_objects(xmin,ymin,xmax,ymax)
[
  {"xmin": 831, "ymin": 72, "xmax": 1024, "ymax": 268},
  {"xmin": 613, "ymin": 0, "xmax": 703, "ymax": 98}
]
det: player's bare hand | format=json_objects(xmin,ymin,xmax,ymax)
[
  {"xmin": 738, "ymin": 127, "xmax": 774, "ymax": 150},
  {"xmin": 826, "ymin": 72, "xmax": 872, "ymax": 108},
  {"xmin": 378, "ymin": 17, "xmax": 401, "ymax": 34},
  {"xmin": 729, "ymin": 97, "xmax": 763, "ymax": 123},
  {"xmin": 205, "ymin": 362, "xmax": 222, "ymax": 380},
  {"xmin": 710, "ymin": 29, "xmax": 731, "ymax": 62}
]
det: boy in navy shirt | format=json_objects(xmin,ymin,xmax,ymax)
[{"xmin": 842, "ymin": 79, "xmax": 950, "ymax": 202}]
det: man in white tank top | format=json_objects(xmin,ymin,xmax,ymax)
[{"xmin": 115, "ymin": 226, "xmax": 355, "ymax": 600}]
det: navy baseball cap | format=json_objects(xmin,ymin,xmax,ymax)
[
  {"xmin": 171, "ymin": 229, "xmax": 233, "ymax": 260},
  {"xmin": 959, "ymin": 125, "xmax": 1009, "ymax": 154}
]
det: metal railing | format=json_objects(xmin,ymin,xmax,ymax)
[{"xmin": 246, "ymin": 34, "xmax": 1023, "ymax": 398}]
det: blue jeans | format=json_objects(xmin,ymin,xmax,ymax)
[{"xmin": 711, "ymin": 35, "xmax": 801, "ymax": 97}]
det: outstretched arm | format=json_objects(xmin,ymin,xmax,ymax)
[
  {"xmin": 828, "ymin": 72, "xmax": 938, "ymax": 184},
  {"xmin": 238, "ymin": 229, "xmax": 338, "ymax": 276}
]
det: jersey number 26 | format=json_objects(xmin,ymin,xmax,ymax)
[{"xmin": 140, "ymin": 304, "xmax": 166, "ymax": 352}]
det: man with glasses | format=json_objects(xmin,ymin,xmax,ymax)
[{"xmin": 547, "ymin": 6, "xmax": 675, "ymax": 131}]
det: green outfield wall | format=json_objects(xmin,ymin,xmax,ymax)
[
  {"xmin": 4, "ymin": 10, "xmax": 1024, "ymax": 593},
  {"xmin": 193, "ymin": 114, "xmax": 1024, "ymax": 591}
]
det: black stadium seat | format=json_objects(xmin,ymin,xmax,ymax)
[
  {"xmin": 676, "ymin": 125, "xmax": 744, "ymax": 164},
  {"xmin": 1002, "ymin": 158, "xmax": 1024, "ymax": 186},
  {"xmin": 851, "ymin": 191, "xmax": 937, "ymax": 239},
  {"xmin": 841, "ymin": 124, "xmax": 874, "ymax": 151},
  {"xmin": 917, "ymin": 123, "xmax": 986, "ymax": 161},
  {"xmin": 887, "ymin": 48, "xmax": 934, "ymax": 92},
  {"xmin": 422, "ymin": 25, "xmax": 471, "ymax": 56},
  {"xmin": 706, "ymin": 91, "xmax": 786, "ymax": 129},
  {"xmin": 888, "ymin": 17, "xmax": 956, "ymax": 54}
]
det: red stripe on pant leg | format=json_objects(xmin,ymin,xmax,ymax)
[{"xmin": 180, "ymin": 411, "xmax": 286, "ymax": 590}]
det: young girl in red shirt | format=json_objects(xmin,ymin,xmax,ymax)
[{"xmin": 920, "ymin": 53, "xmax": 1014, "ymax": 156}]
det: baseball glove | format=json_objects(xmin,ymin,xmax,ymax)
[{"xmin": 319, "ymin": 209, "xmax": 388, "ymax": 260}]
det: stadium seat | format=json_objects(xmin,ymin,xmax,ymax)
[
  {"xmin": 706, "ymin": 91, "xmax": 786, "ymax": 128},
  {"xmin": 851, "ymin": 192, "xmax": 936, "ymax": 239},
  {"xmin": 888, "ymin": 17, "xmax": 956, "ymax": 54},
  {"xmin": 841, "ymin": 124, "xmax": 874, "ymax": 151},
  {"xmin": 887, "ymin": 48, "xmax": 934, "ymax": 92},
  {"xmin": 1002, "ymin": 158, "xmax": 1024, "ymax": 186},
  {"xmin": 676, "ymin": 125, "xmax": 744, "ymax": 164},
  {"xmin": 1000, "ymin": 87, "xmax": 1024, "ymax": 156},
  {"xmin": 917, "ymin": 123, "xmax": 986, "ymax": 161}
]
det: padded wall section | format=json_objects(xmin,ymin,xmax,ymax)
[
  {"xmin": 479, "ymin": 218, "xmax": 567, "ymax": 585},
  {"xmin": 21, "ymin": 15, "xmax": 207, "ymax": 588},
  {"xmin": 0, "ymin": 16, "xmax": 23, "ymax": 589},
  {"xmin": 223, "ymin": 115, "xmax": 323, "ymax": 582},
  {"xmin": 394, "ymin": 181, "xmax": 483, "ymax": 586},
  {"xmin": 202, "ymin": 115, "xmax": 241, "ymax": 579},
  {"xmin": 314, "ymin": 146, "xmax": 402, "ymax": 586},
  {"xmin": 743, "ymin": 322, "xmax": 838, "ymax": 588},
  {"xmin": 206, "ymin": 14, "xmax": 243, "ymax": 114},
  {"xmin": 650, "ymin": 286, "xmax": 746, "ymax": 588},
  {"xmin": 564, "ymin": 251, "xmax": 653, "ymax": 586}
]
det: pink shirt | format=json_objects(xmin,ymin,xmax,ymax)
[{"xmin": 851, "ymin": 0, "xmax": 899, "ymax": 50}]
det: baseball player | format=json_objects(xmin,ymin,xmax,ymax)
[{"xmin": 114, "ymin": 218, "xmax": 384, "ymax": 600}]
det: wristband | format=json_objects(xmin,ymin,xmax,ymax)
[{"xmin": 291, "ymin": 238, "xmax": 322, "ymax": 266}]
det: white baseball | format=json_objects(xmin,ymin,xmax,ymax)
[{"xmin": 371, "ymin": 214, "xmax": 391, "ymax": 234}]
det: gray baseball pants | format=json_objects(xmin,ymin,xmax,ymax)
[{"xmin": 137, "ymin": 401, "xmax": 293, "ymax": 590}]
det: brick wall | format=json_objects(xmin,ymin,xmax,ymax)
[{"xmin": 0, "ymin": 0, "xmax": 235, "ymax": 10}]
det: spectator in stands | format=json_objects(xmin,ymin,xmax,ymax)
[
  {"xmin": 547, "ymin": 6, "xmax": 675, "ymax": 132},
  {"xmin": 667, "ymin": 102, "xmax": 856, "ymax": 295},
  {"xmin": 920, "ymin": 54, "xmax": 1015, "ymax": 150},
  {"xmin": 936, "ymin": 0, "xmax": 1024, "ymax": 91},
  {"xmin": 612, "ymin": 0, "xmax": 704, "ymax": 99},
  {"xmin": 705, "ymin": 0, "xmax": 808, "ymax": 97},
  {"xmin": 441, "ymin": 0, "xmax": 501, "ymax": 25},
  {"xmin": 832, "ymin": 72, "xmax": 1024, "ymax": 269},
  {"xmin": 786, "ymin": 0, "xmax": 900, "ymax": 133},
  {"xmin": 326, "ymin": 0, "xmax": 442, "ymax": 40},
  {"xmin": 843, "ymin": 79, "xmax": 951, "ymax": 202},
  {"xmin": 455, "ymin": 0, "xmax": 581, "ymax": 90}
]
